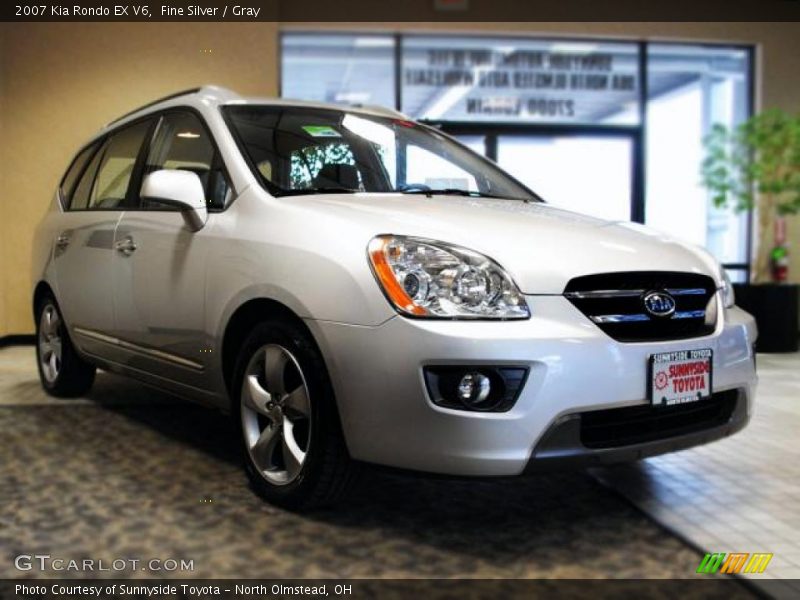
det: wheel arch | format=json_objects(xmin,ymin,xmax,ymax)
[
  {"xmin": 32, "ymin": 280, "xmax": 56, "ymax": 316},
  {"xmin": 220, "ymin": 297, "xmax": 327, "ymax": 399}
]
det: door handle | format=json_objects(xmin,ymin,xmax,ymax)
[
  {"xmin": 55, "ymin": 233, "xmax": 70, "ymax": 249},
  {"xmin": 115, "ymin": 236, "xmax": 137, "ymax": 256}
]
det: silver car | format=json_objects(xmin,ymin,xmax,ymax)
[{"xmin": 32, "ymin": 86, "xmax": 757, "ymax": 509}]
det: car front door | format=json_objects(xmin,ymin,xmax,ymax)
[
  {"xmin": 111, "ymin": 110, "xmax": 231, "ymax": 393},
  {"xmin": 53, "ymin": 119, "xmax": 154, "ymax": 360}
]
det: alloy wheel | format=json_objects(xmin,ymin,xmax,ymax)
[
  {"xmin": 38, "ymin": 304, "xmax": 63, "ymax": 383},
  {"xmin": 241, "ymin": 344, "xmax": 312, "ymax": 485}
]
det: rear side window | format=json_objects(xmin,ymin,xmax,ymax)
[
  {"xmin": 144, "ymin": 111, "xmax": 230, "ymax": 210},
  {"xmin": 69, "ymin": 120, "xmax": 153, "ymax": 211},
  {"xmin": 70, "ymin": 141, "xmax": 107, "ymax": 210},
  {"xmin": 87, "ymin": 120, "xmax": 153, "ymax": 210},
  {"xmin": 59, "ymin": 141, "xmax": 100, "ymax": 207}
]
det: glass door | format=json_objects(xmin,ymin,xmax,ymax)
[
  {"xmin": 445, "ymin": 128, "xmax": 639, "ymax": 223},
  {"xmin": 496, "ymin": 133, "xmax": 634, "ymax": 222}
]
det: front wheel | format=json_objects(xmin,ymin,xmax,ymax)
[
  {"xmin": 232, "ymin": 320, "xmax": 359, "ymax": 510},
  {"xmin": 35, "ymin": 295, "xmax": 95, "ymax": 397}
]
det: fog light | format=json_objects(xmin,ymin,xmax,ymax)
[
  {"xmin": 423, "ymin": 366, "xmax": 529, "ymax": 412},
  {"xmin": 458, "ymin": 372, "xmax": 491, "ymax": 406}
]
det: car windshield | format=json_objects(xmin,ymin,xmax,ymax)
[{"xmin": 223, "ymin": 105, "xmax": 540, "ymax": 202}]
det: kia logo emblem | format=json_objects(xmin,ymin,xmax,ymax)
[{"xmin": 643, "ymin": 291, "xmax": 676, "ymax": 318}]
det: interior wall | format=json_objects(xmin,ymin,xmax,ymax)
[
  {"xmin": 0, "ymin": 29, "xmax": 6, "ymax": 338},
  {"xmin": 0, "ymin": 22, "xmax": 277, "ymax": 335},
  {"xmin": 0, "ymin": 21, "xmax": 798, "ymax": 335}
]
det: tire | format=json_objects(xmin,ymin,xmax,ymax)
[
  {"xmin": 232, "ymin": 319, "xmax": 359, "ymax": 510},
  {"xmin": 35, "ymin": 294, "xmax": 96, "ymax": 397}
]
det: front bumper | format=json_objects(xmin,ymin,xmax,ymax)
[
  {"xmin": 526, "ymin": 388, "xmax": 748, "ymax": 471},
  {"xmin": 306, "ymin": 296, "xmax": 757, "ymax": 476}
]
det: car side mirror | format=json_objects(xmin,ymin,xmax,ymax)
[{"xmin": 140, "ymin": 169, "xmax": 208, "ymax": 231}]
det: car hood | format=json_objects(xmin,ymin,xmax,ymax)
[{"xmin": 289, "ymin": 193, "xmax": 722, "ymax": 295}]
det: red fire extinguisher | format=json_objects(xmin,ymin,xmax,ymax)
[{"xmin": 770, "ymin": 217, "xmax": 790, "ymax": 283}]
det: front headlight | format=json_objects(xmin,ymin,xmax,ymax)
[
  {"xmin": 719, "ymin": 265, "xmax": 736, "ymax": 308},
  {"xmin": 368, "ymin": 235, "xmax": 530, "ymax": 319}
]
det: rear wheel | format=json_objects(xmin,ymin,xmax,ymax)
[
  {"xmin": 35, "ymin": 295, "xmax": 95, "ymax": 397},
  {"xmin": 232, "ymin": 319, "xmax": 359, "ymax": 509}
]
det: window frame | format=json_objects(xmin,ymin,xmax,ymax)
[{"xmin": 221, "ymin": 103, "xmax": 542, "ymax": 202}]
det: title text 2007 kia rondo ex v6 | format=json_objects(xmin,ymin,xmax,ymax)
[{"xmin": 32, "ymin": 86, "xmax": 757, "ymax": 508}]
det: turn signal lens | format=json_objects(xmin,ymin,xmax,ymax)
[
  {"xmin": 367, "ymin": 235, "xmax": 530, "ymax": 319},
  {"xmin": 368, "ymin": 238, "xmax": 427, "ymax": 316}
]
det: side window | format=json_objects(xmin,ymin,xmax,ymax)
[
  {"xmin": 70, "ymin": 140, "xmax": 108, "ymax": 210},
  {"xmin": 145, "ymin": 111, "xmax": 230, "ymax": 210},
  {"xmin": 60, "ymin": 141, "xmax": 100, "ymax": 207},
  {"xmin": 86, "ymin": 120, "xmax": 152, "ymax": 210}
]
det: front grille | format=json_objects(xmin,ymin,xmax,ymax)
[
  {"xmin": 580, "ymin": 389, "xmax": 738, "ymax": 449},
  {"xmin": 564, "ymin": 271, "xmax": 717, "ymax": 342}
]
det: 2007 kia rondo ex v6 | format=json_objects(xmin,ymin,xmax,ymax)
[{"xmin": 32, "ymin": 86, "xmax": 757, "ymax": 509}]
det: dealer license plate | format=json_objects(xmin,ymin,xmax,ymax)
[{"xmin": 649, "ymin": 348, "xmax": 713, "ymax": 406}]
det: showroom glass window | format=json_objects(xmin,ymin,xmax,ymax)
[
  {"xmin": 281, "ymin": 33, "xmax": 641, "ymax": 123},
  {"xmin": 281, "ymin": 33, "xmax": 396, "ymax": 108},
  {"xmin": 401, "ymin": 36, "xmax": 639, "ymax": 124},
  {"xmin": 645, "ymin": 44, "xmax": 751, "ymax": 280}
]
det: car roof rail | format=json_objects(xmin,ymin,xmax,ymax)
[
  {"xmin": 105, "ymin": 87, "xmax": 204, "ymax": 127},
  {"xmin": 348, "ymin": 103, "xmax": 409, "ymax": 119}
]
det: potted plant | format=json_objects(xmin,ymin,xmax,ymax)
[{"xmin": 702, "ymin": 109, "xmax": 799, "ymax": 352}]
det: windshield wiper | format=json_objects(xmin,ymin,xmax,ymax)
[
  {"xmin": 276, "ymin": 187, "xmax": 534, "ymax": 202},
  {"xmin": 278, "ymin": 187, "xmax": 360, "ymax": 197},
  {"xmin": 397, "ymin": 188, "xmax": 530, "ymax": 203}
]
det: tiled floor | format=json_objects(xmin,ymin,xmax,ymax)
[{"xmin": 593, "ymin": 352, "xmax": 800, "ymax": 597}]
